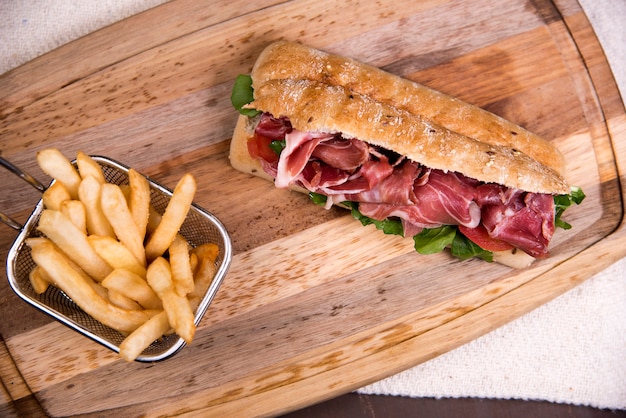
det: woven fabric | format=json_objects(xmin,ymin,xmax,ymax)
[{"xmin": 0, "ymin": 0, "xmax": 168, "ymax": 74}]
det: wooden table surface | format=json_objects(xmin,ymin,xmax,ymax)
[{"xmin": 1, "ymin": 0, "xmax": 624, "ymax": 416}]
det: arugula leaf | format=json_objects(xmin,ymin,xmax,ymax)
[
  {"xmin": 413, "ymin": 226, "xmax": 456, "ymax": 254},
  {"xmin": 554, "ymin": 186, "xmax": 585, "ymax": 230},
  {"xmin": 346, "ymin": 201, "xmax": 404, "ymax": 236},
  {"xmin": 307, "ymin": 187, "xmax": 586, "ymax": 263},
  {"xmin": 310, "ymin": 196, "xmax": 404, "ymax": 236},
  {"xmin": 270, "ymin": 139, "xmax": 286, "ymax": 155},
  {"xmin": 451, "ymin": 233, "xmax": 493, "ymax": 262},
  {"xmin": 309, "ymin": 192, "xmax": 328, "ymax": 207},
  {"xmin": 231, "ymin": 74, "xmax": 261, "ymax": 117}
]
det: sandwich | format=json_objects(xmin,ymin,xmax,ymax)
[{"xmin": 229, "ymin": 41, "xmax": 584, "ymax": 267}]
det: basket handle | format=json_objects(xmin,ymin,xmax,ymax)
[
  {"xmin": 0, "ymin": 156, "xmax": 46, "ymax": 192},
  {"xmin": 0, "ymin": 156, "xmax": 46, "ymax": 230}
]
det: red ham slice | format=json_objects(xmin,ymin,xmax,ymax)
[
  {"xmin": 481, "ymin": 191, "xmax": 555, "ymax": 257},
  {"xmin": 275, "ymin": 130, "xmax": 334, "ymax": 188},
  {"xmin": 311, "ymin": 136, "xmax": 370, "ymax": 171},
  {"xmin": 250, "ymin": 113, "xmax": 556, "ymax": 257},
  {"xmin": 255, "ymin": 114, "xmax": 292, "ymax": 139}
]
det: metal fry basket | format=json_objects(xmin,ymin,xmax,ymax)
[{"xmin": 4, "ymin": 156, "xmax": 232, "ymax": 362}]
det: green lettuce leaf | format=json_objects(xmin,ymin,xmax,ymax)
[
  {"xmin": 451, "ymin": 233, "xmax": 493, "ymax": 262},
  {"xmin": 308, "ymin": 185, "xmax": 585, "ymax": 262},
  {"xmin": 309, "ymin": 195, "xmax": 404, "ymax": 236},
  {"xmin": 231, "ymin": 74, "xmax": 260, "ymax": 117},
  {"xmin": 554, "ymin": 186, "xmax": 585, "ymax": 230},
  {"xmin": 352, "ymin": 209, "xmax": 403, "ymax": 236},
  {"xmin": 413, "ymin": 226, "xmax": 457, "ymax": 254},
  {"xmin": 344, "ymin": 200, "xmax": 404, "ymax": 236},
  {"xmin": 270, "ymin": 139, "xmax": 286, "ymax": 155},
  {"xmin": 309, "ymin": 192, "xmax": 329, "ymax": 207}
]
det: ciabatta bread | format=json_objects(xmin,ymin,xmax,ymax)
[{"xmin": 230, "ymin": 41, "xmax": 569, "ymax": 195}]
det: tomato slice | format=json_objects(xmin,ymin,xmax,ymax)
[
  {"xmin": 458, "ymin": 224, "xmax": 514, "ymax": 252},
  {"xmin": 248, "ymin": 133, "xmax": 279, "ymax": 164}
]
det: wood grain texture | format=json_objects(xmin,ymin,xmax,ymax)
[{"xmin": 0, "ymin": 0, "xmax": 624, "ymax": 416}]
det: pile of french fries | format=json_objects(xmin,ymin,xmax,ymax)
[{"xmin": 26, "ymin": 149, "xmax": 219, "ymax": 361}]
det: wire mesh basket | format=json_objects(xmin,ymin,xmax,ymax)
[{"xmin": 5, "ymin": 156, "xmax": 232, "ymax": 362}]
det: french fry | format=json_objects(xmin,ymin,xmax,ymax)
[
  {"xmin": 76, "ymin": 151, "xmax": 106, "ymax": 183},
  {"xmin": 30, "ymin": 150, "xmax": 219, "ymax": 360},
  {"xmin": 128, "ymin": 169, "xmax": 150, "ymax": 241},
  {"xmin": 100, "ymin": 183, "xmax": 146, "ymax": 267},
  {"xmin": 27, "ymin": 238, "xmax": 154, "ymax": 333},
  {"xmin": 119, "ymin": 184, "xmax": 131, "ymax": 201},
  {"xmin": 188, "ymin": 243, "xmax": 219, "ymax": 310},
  {"xmin": 88, "ymin": 235, "xmax": 147, "ymax": 278},
  {"xmin": 87, "ymin": 275, "xmax": 111, "ymax": 301},
  {"xmin": 60, "ymin": 199, "xmax": 87, "ymax": 233},
  {"xmin": 108, "ymin": 290, "xmax": 143, "ymax": 311},
  {"xmin": 78, "ymin": 176, "xmax": 116, "ymax": 238},
  {"xmin": 119, "ymin": 311, "xmax": 169, "ymax": 362},
  {"xmin": 169, "ymin": 235, "xmax": 194, "ymax": 296},
  {"xmin": 29, "ymin": 266, "xmax": 51, "ymax": 294},
  {"xmin": 147, "ymin": 257, "xmax": 195, "ymax": 343},
  {"xmin": 191, "ymin": 243, "xmax": 219, "ymax": 264},
  {"xmin": 36, "ymin": 148, "xmax": 82, "ymax": 199},
  {"xmin": 42, "ymin": 181, "xmax": 71, "ymax": 211},
  {"xmin": 188, "ymin": 246, "xmax": 218, "ymax": 311},
  {"xmin": 145, "ymin": 174, "xmax": 196, "ymax": 261},
  {"xmin": 101, "ymin": 268, "xmax": 162, "ymax": 310},
  {"xmin": 29, "ymin": 237, "xmax": 106, "ymax": 296},
  {"xmin": 146, "ymin": 203, "xmax": 163, "ymax": 235},
  {"xmin": 36, "ymin": 209, "xmax": 112, "ymax": 281},
  {"xmin": 189, "ymin": 252, "xmax": 199, "ymax": 273}
]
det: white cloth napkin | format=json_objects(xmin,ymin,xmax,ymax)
[
  {"xmin": 0, "ymin": 0, "xmax": 168, "ymax": 74},
  {"xmin": 2, "ymin": 0, "xmax": 625, "ymax": 411}
]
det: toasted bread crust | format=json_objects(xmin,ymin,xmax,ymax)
[
  {"xmin": 230, "ymin": 114, "xmax": 268, "ymax": 179},
  {"xmin": 230, "ymin": 41, "xmax": 570, "ymax": 194}
]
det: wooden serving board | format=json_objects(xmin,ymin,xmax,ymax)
[{"xmin": 0, "ymin": 0, "xmax": 624, "ymax": 416}]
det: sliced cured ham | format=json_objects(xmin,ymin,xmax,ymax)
[
  {"xmin": 247, "ymin": 113, "xmax": 556, "ymax": 257},
  {"xmin": 275, "ymin": 130, "xmax": 334, "ymax": 188}
]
